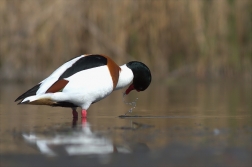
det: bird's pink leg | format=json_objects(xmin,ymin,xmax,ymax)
[
  {"xmin": 81, "ymin": 109, "xmax": 87, "ymax": 118},
  {"xmin": 72, "ymin": 108, "xmax": 78, "ymax": 118}
]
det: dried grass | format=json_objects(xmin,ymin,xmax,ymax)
[{"xmin": 0, "ymin": 0, "xmax": 251, "ymax": 81}]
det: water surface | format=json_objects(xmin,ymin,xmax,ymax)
[{"xmin": 0, "ymin": 80, "xmax": 251, "ymax": 166}]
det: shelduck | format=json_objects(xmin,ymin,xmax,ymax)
[{"xmin": 15, "ymin": 54, "xmax": 152, "ymax": 118}]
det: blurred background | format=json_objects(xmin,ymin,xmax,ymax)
[
  {"xmin": 0, "ymin": 0, "xmax": 251, "ymax": 82},
  {"xmin": 0, "ymin": 1, "xmax": 251, "ymax": 166}
]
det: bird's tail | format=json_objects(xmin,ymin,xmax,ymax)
[{"xmin": 18, "ymin": 94, "xmax": 56, "ymax": 106}]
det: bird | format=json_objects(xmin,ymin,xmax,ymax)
[{"xmin": 15, "ymin": 54, "xmax": 152, "ymax": 118}]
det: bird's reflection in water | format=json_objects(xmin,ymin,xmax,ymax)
[
  {"xmin": 22, "ymin": 118, "xmax": 150, "ymax": 156},
  {"xmin": 22, "ymin": 118, "xmax": 131, "ymax": 156}
]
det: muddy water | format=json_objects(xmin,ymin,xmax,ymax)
[{"xmin": 0, "ymin": 80, "xmax": 251, "ymax": 166}]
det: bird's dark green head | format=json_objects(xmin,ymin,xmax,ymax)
[{"xmin": 125, "ymin": 61, "xmax": 152, "ymax": 94}]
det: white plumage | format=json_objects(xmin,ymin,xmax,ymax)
[
  {"xmin": 15, "ymin": 54, "xmax": 151, "ymax": 118},
  {"xmin": 37, "ymin": 55, "xmax": 85, "ymax": 95}
]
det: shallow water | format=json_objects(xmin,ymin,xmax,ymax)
[{"xmin": 0, "ymin": 80, "xmax": 251, "ymax": 166}]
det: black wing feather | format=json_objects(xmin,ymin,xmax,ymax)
[
  {"xmin": 59, "ymin": 55, "xmax": 107, "ymax": 79},
  {"xmin": 15, "ymin": 83, "xmax": 41, "ymax": 102}
]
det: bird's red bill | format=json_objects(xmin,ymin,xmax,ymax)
[{"xmin": 125, "ymin": 84, "xmax": 135, "ymax": 95}]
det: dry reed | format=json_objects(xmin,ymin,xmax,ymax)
[{"xmin": 0, "ymin": 0, "xmax": 251, "ymax": 82}]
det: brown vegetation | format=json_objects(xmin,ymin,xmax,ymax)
[{"xmin": 0, "ymin": 0, "xmax": 251, "ymax": 82}]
